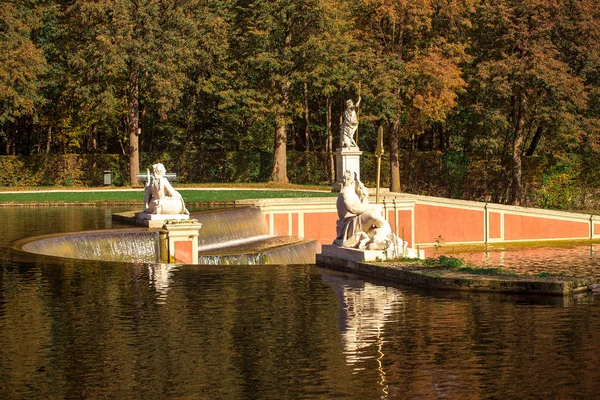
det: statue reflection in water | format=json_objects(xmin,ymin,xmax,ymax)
[
  {"xmin": 323, "ymin": 274, "xmax": 401, "ymax": 395},
  {"xmin": 147, "ymin": 264, "xmax": 178, "ymax": 304}
]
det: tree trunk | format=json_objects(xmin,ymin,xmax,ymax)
[
  {"xmin": 45, "ymin": 127, "xmax": 52, "ymax": 153},
  {"xmin": 525, "ymin": 125, "xmax": 543, "ymax": 157},
  {"xmin": 389, "ymin": 121, "xmax": 401, "ymax": 192},
  {"xmin": 10, "ymin": 128, "xmax": 16, "ymax": 155},
  {"xmin": 510, "ymin": 92, "xmax": 526, "ymax": 205},
  {"xmin": 270, "ymin": 12, "xmax": 291, "ymax": 184},
  {"xmin": 6, "ymin": 127, "xmax": 12, "ymax": 155},
  {"xmin": 128, "ymin": 68, "xmax": 140, "ymax": 187},
  {"xmin": 92, "ymin": 127, "xmax": 98, "ymax": 151},
  {"xmin": 271, "ymin": 78, "xmax": 290, "ymax": 183},
  {"xmin": 438, "ymin": 124, "xmax": 445, "ymax": 151},
  {"xmin": 140, "ymin": 104, "xmax": 146, "ymax": 153},
  {"xmin": 304, "ymin": 82, "xmax": 310, "ymax": 151},
  {"xmin": 326, "ymin": 96, "xmax": 334, "ymax": 183},
  {"xmin": 271, "ymin": 114, "xmax": 289, "ymax": 183}
]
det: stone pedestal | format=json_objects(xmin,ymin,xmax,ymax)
[
  {"xmin": 320, "ymin": 244, "xmax": 424, "ymax": 262},
  {"xmin": 135, "ymin": 212, "xmax": 189, "ymax": 228},
  {"xmin": 163, "ymin": 220, "xmax": 202, "ymax": 264},
  {"xmin": 333, "ymin": 148, "xmax": 363, "ymax": 191}
]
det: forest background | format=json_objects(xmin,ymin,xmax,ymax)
[{"xmin": 2, "ymin": 0, "xmax": 600, "ymax": 210}]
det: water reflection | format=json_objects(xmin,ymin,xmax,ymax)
[
  {"xmin": 1, "ymin": 207, "xmax": 600, "ymax": 399},
  {"xmin": 324, "ymin": 275, "xmax": 400, "ymax": 365},
  {"xmin": 324, "ymin": 274, "xmax": 402, "ymax": 397},
  {"xmin": 147, "ymin": 264, "xmax": 177, "ymax": 303},
  {"xmin": 437, "ymin": 245, "xmax": 600, "ymax": 280}
]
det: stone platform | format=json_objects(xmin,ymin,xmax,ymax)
[
  {"xmin": 320, "ymin": 244, "xmax": 424, "ymax": 262},
  {"xmin": 316, "ymin": 248, "xmax": 595, "ymax": 296},
  {"xmin": 112, "ymin": 211, "xmax": 189, "ymax": 228}
]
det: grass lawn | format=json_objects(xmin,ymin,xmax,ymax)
[{"xmin": 0, "ymin": 188, "xmax": 337, "ymax": 204}]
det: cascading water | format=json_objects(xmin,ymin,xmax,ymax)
[
  {"xmin": 192, "ymin": 207, "xmax": 269, "ymax": 247},
  {"xmin": 14, "ymin": 207, "xmax": 317, "ymax": 265},
  {"xmin": 18, "ymin": 229, "xmax": 161, "ymax": 263},
  {"xmin": 192, "ymin": 207, "xmax": 317, "ymax": 265},
  {"xmin": 197, "ymin": 236, "xmax": 317, "ymax": 265}
]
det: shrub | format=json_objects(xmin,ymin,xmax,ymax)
[{"xmin": 2, "ymin": 149, "xmax": 600, "ymax": 211}]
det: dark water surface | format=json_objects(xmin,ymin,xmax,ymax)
[{"xmin": 1, "ymin": 207, "xmax": 600, "ymax": 399}]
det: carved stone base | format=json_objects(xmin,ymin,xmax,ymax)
[
  {"xmin": 134, "ymin": 212, "xmax": 189, "ymax": 228},
  {"xmin": 333, "ymin": 148, "xmax": 363, "ymax": 192},
  {"xmin": 163, "ymin": 220, "xmax": 202, "ymax": 264},
  {"xmin": 320, "ymin": 244, "xmax": 424, "ymax": 262}
]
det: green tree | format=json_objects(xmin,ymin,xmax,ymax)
[
  {"xmin": 0, "ymin": 0, "xmax": 48, "ymax": 154},
  {"xmin": 294, "ymin": 0, "xmax": 358, "ymax": 181},
  {"xmin": 353, "ymin": 0, "xmax": 472, "ymax": 192},
  {"xmin": 471, "ymin": 0, "xmax": 587, "ymax": 205},
  {"xmin": 64, "ymin": 0, "xmax": 196, "ymax": 184},
  {"xmin": 232, "ymin": 0, "xmax": 349, "ymax": 183}
]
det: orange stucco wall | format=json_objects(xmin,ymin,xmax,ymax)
[
  {"xmin": 304, "ymin": 211, "xmax": 338, "ymax": 246},
  {"xmin": 415, "ymin": 204, "xmax": 484, "ymax": 244},
  {"xmin": 260, "ymin": 199, "xmax": 593, "ymax": 251},
  {"xmin": 387, "ymin": 209, "xmax": 413, "ymax": 247},
  {"xmin": 273, "ymin": 213, "xmax": 289, "ymax": 236},
  {"xmin": 489, "ymin": 212, "xmax": 501, "ymax": 239},
  {"xmin": 174, "ymin": 241, "xmax": 193, "ymax": 264},
  {"xmin": 292, "ymin": 213, "xmax": 299, "ymax": 237},
  {"xmin": 504, "ymin": 214, "xmax": 589, "ymax": 240}
]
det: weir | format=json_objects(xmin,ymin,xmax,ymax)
[
  {"xmin": 197, "ymin": 236, "xmax": 317, "ymax": 265},
  {"xmin": 192, "ymin": 207, "xmax": 316, "ymax": 265},
  {"xmin": 14, "ymin": 207, "xmax": 317, "ymax": 265},
  {"xmin": 193, "ymin": 207, "xmax": 269, "ymax": 247},
  {"xmin": 18, "ymin": 229, "xmax": 162, "ymax": 263}
]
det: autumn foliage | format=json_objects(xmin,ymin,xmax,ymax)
[{"xmin": 1, "ymin": 0, "xmax": 600, "ymax": 208}]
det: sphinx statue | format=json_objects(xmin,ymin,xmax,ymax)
[
  {"xmin": 144, "ymin": 163, "xmax": 189, "ymax": 215},
  {"xmin": 334, "ymin": 170, "xmax": 405, "ymax": 252}
]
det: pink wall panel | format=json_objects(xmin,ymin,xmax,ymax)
[
  {"xmin": 386, "ymin": 209, "xmax": 413, "ymax": 247},
  {"xmin": 174, "ymin": 241, "xmax": 193, "ymax": 264},
  {"xmin": 262, "ymin": 200, "xmax": 593, "ymax": 252},
  {"xmin": 489, "ymin": 212, "xmax": 501, "ymax": 239},
  {"xmin": 415, "ymin": 204, "xmax": 484, "ymax": 244},
  {"xmin": 595, "ymin": 224, "xmax": 600, "ymax": 236},
  {"xmin": 273, "ymin": 214, "xmax": 289, "ymax": 236},
  {"xmin": 292, "ymin": 213, "xmax": 299, "ymax": 237},
  {"xmin": 304, "ymin": 212, "xmax": 338, "ymax": 246},
  {"xmin": 398, "ymin": 210, "xmax": 413, "ymax": 247},
  {"xmin": 504, "ymin": 214, "xmax": 589, "ymax": 240}
]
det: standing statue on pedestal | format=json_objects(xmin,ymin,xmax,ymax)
[
  {"xmin": 339, "ymin": 97, "xmax": 361, "ymax": 149},
  {"xmin": 144, "ymin": 163, "xmax": 189, "ymax": 215},
  {"xmin": 334, "ymin": 170, "xmax": 406, "ymax": 252}
]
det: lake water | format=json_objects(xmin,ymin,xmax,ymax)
[
  {"xmin": 438, "ymin": 245, "xmax": 600, "ymax": 280},
  {"xmin": 1, "ymin": 206, "xmax": 600, "ymax": 399}
]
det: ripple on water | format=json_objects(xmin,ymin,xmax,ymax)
[
  {"xmin": 440, "ymin": 245, "xmax": 600, "ymax": 280},
  {"xmin": 2, "ymin": 207, "xmax": 600, "ymax": 399}
]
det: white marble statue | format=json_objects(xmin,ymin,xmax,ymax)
[
  {"xmin": 144, "ymin": 163, "xmax": 189, "ymax": 215},
  {"xmin": 334, "ymin": 170, "xmax": 406, "ymax": 252},
  {"xmin": 339, "ymin": 97, "xmax": 361, "ymax": 149}
]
